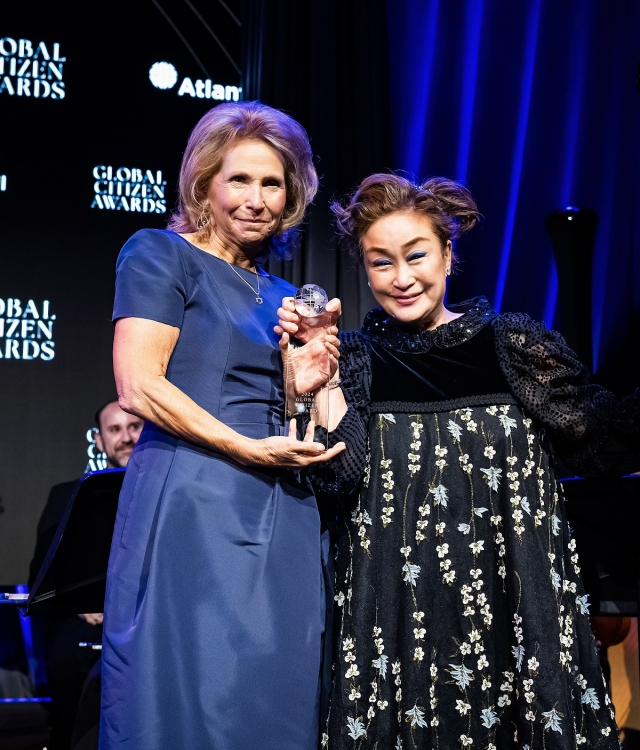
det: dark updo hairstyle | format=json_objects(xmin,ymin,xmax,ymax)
[{"xmin": 331, "ymin": 174, "xmax": 481, "ymax": 268}]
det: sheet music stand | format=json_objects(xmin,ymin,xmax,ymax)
[{"xmin": 25, "ymin": 469, "xmax": 125, "ymax": 617}]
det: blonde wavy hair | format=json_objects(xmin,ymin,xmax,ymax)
[{"xmin": 168, "ymin": 101, "xmax": 318, "ymax": 258}]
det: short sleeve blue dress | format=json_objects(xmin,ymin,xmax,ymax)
[{"xmin": 99, "ymin": 230, "xmax": 327, "ymax": 750}]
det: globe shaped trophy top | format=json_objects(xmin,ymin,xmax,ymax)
[{"xmin": 294, "ymin": 284, "xmax": 328, "ymax": 317}]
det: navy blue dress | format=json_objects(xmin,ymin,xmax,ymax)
[{"xmin": 100, "ymin": 230, "xmax": 326, "ymax": 750}]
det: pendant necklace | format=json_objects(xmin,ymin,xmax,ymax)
[{"xmin": 224, "ymin": 258, "xmax": 263, "ymax": 304}]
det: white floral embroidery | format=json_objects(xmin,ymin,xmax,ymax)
[
  {"xmin": 498, "ymin": 414, "xmax": 517, "ymax": 435},
  {"xmin": 372, "ymin": 654, "xmax": 389, "ymax": 678},
  {"xmin": 576, "ymin": 594, "xmax": 590, "ymax": 615},
  {"xmin": 346, "ymin": 716, "xmax": 367, "ymax": 739},
  {"xmin": 541, "ymin": 707, "xmax": 563, "ymax": 733},
  {"xmin": 430, "ymin": 484, "xmax": 449, "ymax": 507},
  {"xmin": 469, "ymin": 540, "xmax": 484, "ymax": 555},
  {"xmin": 481, "ymin": 707, "xmax": 499, "ymax": 727},
  {"xmin": 448, "ymin": 662, "xmax": 474, "ymax": 688},
  {"xmin": 512, "ymin": 645, "xmax": 525, "ymax": 671},
  {"xmin": 405, "ymin": 704, "xmax": 428, "ymax": 728},
  {"xmin": 447, "ymin": 420, "xmax": 463, "ymax": 441},
  {"xmin": 480, "ymin": 466, "xmax": 502, "ymax": 490},
  {"xmin": 582, "ymin": 688, "xmax": 600, "ymax": 710}
]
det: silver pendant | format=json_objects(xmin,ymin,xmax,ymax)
[{"xmin": 256, "ymin": 296, "xmax": 264, "ymax": 304}]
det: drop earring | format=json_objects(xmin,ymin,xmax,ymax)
[{"xmin": 196, "ymin": 203, "xmax": 209, "ymax": 232}]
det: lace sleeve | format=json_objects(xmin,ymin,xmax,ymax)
[
  {"xmin": 494, "ymin": 313, "xmax": 640, "ymax": 476},
  {"xmin": 306, "ymin": 332, "xmax": 371, "ymax": 495}
]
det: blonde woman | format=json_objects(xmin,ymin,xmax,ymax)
[{"xmin": 100, "ymin": 102, "xmax": 343, "ymax": 750}]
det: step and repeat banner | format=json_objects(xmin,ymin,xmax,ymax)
[{"xmin": 0, "ymin": 0, "xmax": 241, "ymax": 583}]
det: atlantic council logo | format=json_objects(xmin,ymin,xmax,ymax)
[
  {"xmin": 91, "ymin": 166, "xmax": 167, "ymax": 214},
  {"xmin": 0, "ymin": 37, "xmax": 66, "ymax": 100},
  {"xmin": 149, "ymin": 62, "xmax": 178, "ymax": 90},
  {"xmin": 148, "ymin": 61, "xmax": 241, "ymax": 102},
  {"xmin": 0, "ymin": 297, "xmax": 56, "ymax": 361}
]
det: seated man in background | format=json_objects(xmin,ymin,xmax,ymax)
[{"xmin": 29, "ymin": 400, "xmax": 143, "ymax": 750}]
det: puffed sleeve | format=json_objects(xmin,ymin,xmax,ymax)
[
  {"xmin": 307, "ymin": 332, "xmax": 371, "ymax": 496},
  {"xmin": 113, "ymin": 229, "xmax": 187, "ymax": 327},
  {"xmin": 494, "ymin": 312, "xmax": 640, "ymax": 476}
]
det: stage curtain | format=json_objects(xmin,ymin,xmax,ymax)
[
  {"xmin": 241, "ymin": 0, "xmax": 393, "ymax": 330},
  {"xmin": 243, "ymin": 0, "xmax": 640, "ymax": 384}
]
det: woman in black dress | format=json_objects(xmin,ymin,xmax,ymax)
[{"xmin": 278, "ymin": 174, "xmax": 640, "ymax": 749}]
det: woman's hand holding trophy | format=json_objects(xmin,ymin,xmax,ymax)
[{"xmin": 275, "ymin": 285, "xmax": 344, "ymax": 432}]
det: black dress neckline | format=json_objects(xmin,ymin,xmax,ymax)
[{"xmin": 360, "ymin": 296, "xmax": 496, "ymax": 353}]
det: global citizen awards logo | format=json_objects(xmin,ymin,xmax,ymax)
[
  {"xmin": 148, "ymin": 61, "xmax": 241, "ymax": 102},
  {"xmin": 91, "ymin": 166, "xmax": 167, "ymax": 214},
  {"xmin": 0, "ymin": 298, "xmax": 56, "ymax": 361},
  {"xmin": 0, "ymin": 37, "xmax": 66, "ymax": 100}
]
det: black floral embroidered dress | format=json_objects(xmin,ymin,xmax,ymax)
[{"xmin": 315, "ymin": 297, "xmax": 640, "ymax": 750}]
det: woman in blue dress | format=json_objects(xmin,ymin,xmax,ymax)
[{"xmin": 99, "ymin": 102, "xmax": 344, "ymax": 750}]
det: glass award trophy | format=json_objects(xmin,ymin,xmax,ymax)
[{"xmin": 284, "ymin": 284, "xmax": 332, "ymax": 441}]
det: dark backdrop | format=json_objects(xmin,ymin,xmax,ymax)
[
  {"xmin": 245, "ymin": 0, "xmax": 640, "ymax": 381},
  {"xmin": 0, "ymin": 0, "xmax": 241, "ymax": 583},
  {"xmin": 242, "ymin": 0, "xmax": 393, "ymax": 330}
]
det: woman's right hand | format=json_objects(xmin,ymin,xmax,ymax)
[
  {"xmin": 231, "ymin": 419, "xmax": 345, "ymax": 468},
  {"xmin": 276, "ymin": 296, "xmax": 341, "ymax": 344}
]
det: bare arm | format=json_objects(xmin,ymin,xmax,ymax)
[{"xmin": 114, "ymin": 317, "xmax": 345, "ymax": 468}]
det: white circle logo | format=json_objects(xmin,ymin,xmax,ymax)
[{"xmin": 149, "ymin": 62, "xmax": 178, "ymax": 90}]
